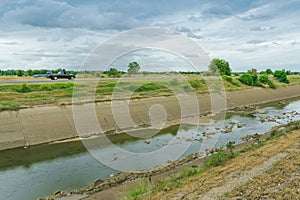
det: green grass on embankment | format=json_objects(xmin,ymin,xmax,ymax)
[{"xmin": 0, "ymin": 75, "xmax": 299, "ymax": 111}]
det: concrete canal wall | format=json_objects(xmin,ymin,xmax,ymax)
[{"xmin": 1, "ymin": 84, "xmax": 300, "ymax": 151}]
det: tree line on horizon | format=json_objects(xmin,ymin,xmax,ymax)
[
  {"xmin": 0, "ymin": 68, "xmax": 78, "ymax": 77},
  {"xmin": 0, "ymin": 59, "xmax": 299, "ymax": 77}
]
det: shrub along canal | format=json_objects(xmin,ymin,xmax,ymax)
[{"xmin": 0, "ymin": 98, "xmax": 300, "ymax": 200}]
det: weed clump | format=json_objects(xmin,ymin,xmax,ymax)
[
  {"xmin": 169, "ymin": 78, "xmax": 179, "ymax": 86},
  {"xmin": 39, "ymin": 84, "xmax": 53, "ymax": 91},
  {"xmin": 124, "ymin": 181, "xmax": 149, "ymax": 200},
  {"xmin": 205, "ymin": 146, "xmax": 228, "ymax": 167},
  {"xmin": 188, "ymin": 79, "xmax": 205, "ymax": 89},
  {"xmin": 222, "ymin": 75, "xmax": 240, "ymax": 87},
  {"xmin": 13, "ymin": 84, "xmax": 32, "ymax": 93}
]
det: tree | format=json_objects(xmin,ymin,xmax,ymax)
[
  {"xmin": 107, "ymin": 68, "xmax": 120, "ymax": 77},
  {"xmin": 52, "ymin": 68, "xmax": 63, "ymax": 74},
  {"xmin": 127, "ymin": 62, "xmax": 141, "ymax": 75},
  {"xmin": 16, "ymin": 70, "xmax": 24, "ymax": 77},
  {"xmin": 247, "ymin": 68, "xmax": 257, "ymax": 74},
  {"xmin": 5, "ymin": 70, "xmax": 16, "ymax": 75},
  {"xmin": 266, "ymin": 68, "xmax": 273, "ymax": 75},
  {"xmin": 26, "ymin": 69, "xmax": 33, "ymax": 76},
  {"xmin": 208, "ymin": 58, "xmax": 231, "ymax": 76}
]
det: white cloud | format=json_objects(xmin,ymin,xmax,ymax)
[{"xmin": 0, "ymin": 0, "xmax": 299, "ymax": 71}]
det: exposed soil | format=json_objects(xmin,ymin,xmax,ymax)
[
  {"xmin": 149, "ymin": 130, "xmax": 300, "ymax": 200},
  {"xmin": 223, "ymin": 145, "xmax": 300, "ymax": 199}
]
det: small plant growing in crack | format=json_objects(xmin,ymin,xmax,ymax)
[{"xmin": 226, "ymin": 141, "xmax": 236, "ymax": 158}]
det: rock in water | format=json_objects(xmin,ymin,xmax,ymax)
[
  {"xmin": 144, "ymin": 140, "xmax": 151, "ymax": 144},
  {"xmin": 237, "ymin": 123, "xmax": 243, "ymax": 128},
  {"xmin": 225, "ymin": 127, "xmax": 233, "ymax": 133},
  {"xmin": 256, "ymin": 109, "xmax": 268, "ymax": 114}
]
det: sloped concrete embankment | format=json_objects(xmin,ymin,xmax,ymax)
[{"xmin": 1, "ymin": 85, "xmax": 300, "ymax": 151}]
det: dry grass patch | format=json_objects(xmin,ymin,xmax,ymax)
[
  {"xmin": 151, "ymin": 129, "xmax": 300, "ymax": 200},
  {"xmin": 224, "ymin": 149, "xmax": 300, "ymax": 199}
]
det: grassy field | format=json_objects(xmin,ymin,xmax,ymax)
[{"xmin": 0, "ymin": 75, "xmax": 299, "ymax": 111}]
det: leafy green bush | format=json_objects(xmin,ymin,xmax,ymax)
[
  {"xmin": 267, "ymin": 80, "xmax": 277, "ymax": 89},
  {"xmin": 107, "ymin": 68, "xmax": 122, "ymax": 77},
  {"xmin": 266, "ymin": 68, "xmax": 273, "ymax": 74},
  {"xmin": 239, "ymin": 73, "xmax": 262, "ymax": 86},
  {"xmin": 223, "ymin": 75, "xmax": 240, "ymax": 87},
  {"xmin": 252, "ymin": 74, "xmax": 259, "ymax": 85},
  {"xmin": 274, "ymin": 70, "xmax": 290, "ymax": 84},
  {"xmin": 259, "ymin": 75, "xmax": 269, "ymax": 84},
  {"xmin": 188, "ymin": 79, "xmax": 204, "ymax": 89},
  {"xmin": 222, "ymin": 75, "xmax": 232, "ymax": 82},
  {"xmin": 239, "ymin": 74, "xmax": 254, "ymax": 86}
]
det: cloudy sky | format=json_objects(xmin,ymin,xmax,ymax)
[{"xmin": 0, "ymin": 0, "xmax": 299, "ymax": 71}]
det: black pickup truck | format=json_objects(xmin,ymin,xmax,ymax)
[{"xmin": 47, "ymin": 72, "xmax": 76, "ymax": 80}]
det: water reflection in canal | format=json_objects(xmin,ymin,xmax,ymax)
[{"xmin": 0, "ymin": 99, "xmax": 300, "ymax": 200}]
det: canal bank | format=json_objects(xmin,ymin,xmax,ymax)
[
  {"xmin": 42, "ymin": 121, "xmax": 300, "ymax": 200},
  {"xmin": 1, "ymin": 96, "xmax": 300, "ymax": 200},
  {"xmin": 1, "ymin": 84, "xmax": 300, "ymax": 151}
]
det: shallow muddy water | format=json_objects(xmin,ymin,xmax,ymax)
[{"xmin": 0, "ymin": 98, "xmax": 300, "ymax": 200}]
